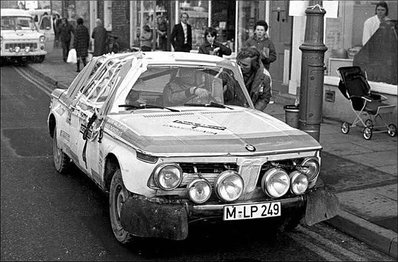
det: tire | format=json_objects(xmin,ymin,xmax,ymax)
[
  {"xmin": 109, "ymin": 169, "xmax": 133, "ymax": 244},
  {"xmin": 341, "ymin": 122, "xmax": 350, "ymax": 134},
  {"xmin": 387, "ymin": 124, "xmax": 397, "ymax": 137},
  {"xmin": 52, "ymin": 127, "xmax": 70, "ymax": 174},
  {"xmin": 36, "ymin": 55, "xmax": 45, "ymax": 63},
  {"xmin": 363, "ymin": 127, "xmax": 372, "ymax": 140}
]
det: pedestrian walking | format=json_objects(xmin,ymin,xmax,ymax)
[
  {"xmin": 198, "ymin": 27, "xmax": 231, "ymax": 57},
  {"xmin": 244, "ymin": 20, "xmax": 276, "ymax": 70},
  {"xmin": 73, "ymin": 18, "xmax": 89, "ymax": 72},
  {"xmin": 156, "ymin": 15, "xmax": 168, "ymax": 51},
  {"xmin": 170, "ymin": 12, "xmax": 192, "ymax": 52},
  {"xmin": 236, "ymin": 47, "xmax": 272, "ymax": 111},
  {"xmin": 91, "ymin": 19, "xmax": 108, "ymax": 56},
  {"xmin": 53, "ymin": 14, "xmax": 61, "ymax": 48},
  {"xmin": 140, "ymin": 25, "xmax": 153, "ymax": 52},
  {"xmin": 58, "ymin": 17, "xmax": 74, "ymax": 62}
]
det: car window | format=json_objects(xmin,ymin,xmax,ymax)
[
  {"xmin": 123, "ymin": 65, "xmax": 249, "ymax": 108},
  {"xmin": 1, "ymin": 16, "xmax": 35, "ymax": 30}
]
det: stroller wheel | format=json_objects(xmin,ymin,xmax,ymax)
[
  {"xmin": 341, "ymin": 122, "xmax": 350, "ymax": 134},
  {"xmin": 387, "ymin": 124, "xmax": 397, "ymax": 137},
  {"xmin": 363, "ymin": 127, "xmax": 372, "ymax": 140},
  {"xmin": 365, "ymin": 119, "xmax": 373, "ymax": 127}
]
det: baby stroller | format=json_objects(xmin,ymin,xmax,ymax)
[{"xmin": 337, "ymin": 66, "xmax": 396, "ymax": 140}]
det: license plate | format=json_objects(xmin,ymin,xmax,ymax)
[{"xmin": 223, "ymin": 202, "xmax": 281, "ymax": 221}]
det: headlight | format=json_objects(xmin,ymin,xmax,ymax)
[
  {"xmin": 215, "ymin": 170, "xmax": 244, "ymax": 202},
  {"xmin": 25, "ymin": 46, "xmax": 30, "ymax": 52},
  {"xmin": 153, "ymin": 163, "xmax": 182, "ymax": 191},
  {"xmin": 187, "ymin": 179, "xmax": 212, "ymax": 204},
  {"xmin": 299, "ymin": 157, "xmax": 320, "ymax": 181},
  {"xmin": 15, "ymin": 46, "xmax": 21, "ymax": 53},
  {"xmin": 289, "ymin": 171, "xmax": 308, "ymax": 195},
  {"xmin": 261, "ymin": 168, "xmax": 290, "ymax": 198},
  {"xmin": 40, "ymin": 36, "xmax": 46, "ymax": 42}
]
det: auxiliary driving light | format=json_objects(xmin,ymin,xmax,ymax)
[
  {"xmin": 15, "ymin": 46, "xmax": 21, "ymax": 53},
  {"xmin": 25, "ymin": 46, "xmax": 30, "ymax": 52},
  {"xmin": 215, "ymin": 170, "xmax": 244, "ymax": 202},
  {"xmin": 299, "ymin": 157, "xmax": 320, "ymax": 181},
  {"xmin": 153, "ymin": 163, "xmax": 183, "ymax": 191},
  {"xmin": 261, "ymin": 168, "xmax": 290, "ymax": 198},
  {"xmin": 188, "ymin": 179, "xmax": 212, "ymax": 204},
  {"xmin": 289, "ymin": 170, "xmax": 308, "ymax": 195}
]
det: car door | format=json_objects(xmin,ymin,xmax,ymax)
[
  {"xmin": 83, "ymin": 58, "xmax": 135, "ymax": 184},
  {"xmin": 38, "ymin": 14, "xmax": 54, "ymax": 53}
]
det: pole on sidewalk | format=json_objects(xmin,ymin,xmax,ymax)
[{"xmin": 298, "ymin": 0, "xmax": 328, "ymax": 142}]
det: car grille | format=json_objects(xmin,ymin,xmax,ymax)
[{"xmin": 5, "ymin": 43, "xmax": 38, "ymax": 49}]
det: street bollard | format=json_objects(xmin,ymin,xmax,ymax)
[{"xmin": 284, "ymin": 105, "xmax": 299, "ymax": 128}]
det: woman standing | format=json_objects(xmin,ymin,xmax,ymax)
[
  {"xmin": 73, "ymin": 18, "xmax": 89, "ymax": 72},
  {"xmin": 140, "ymin": 25, "xmax": 153, "ymax": 52}
]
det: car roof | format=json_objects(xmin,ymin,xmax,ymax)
[{"xmin": 1, "ymin": 9, "xmax": 32, "ymax": 17}]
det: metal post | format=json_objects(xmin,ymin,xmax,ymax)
[{"xmin": 298, "ymin": 0, "xmax": 327, "ymax": 141}]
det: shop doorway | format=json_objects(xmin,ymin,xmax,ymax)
[
  {"xmin": 211, "ymin": 0, "xmax": 236, "ymax": 45},
  {"xmin": 268, "ymin": 1, "xmax": 292, "ymax": 95}
]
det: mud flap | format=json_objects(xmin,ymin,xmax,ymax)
[
  {"xmin": 120, "ymin": 197, "xmax": 188, "ymax": 240},
  {"xmin": 302, "ymin": 188, "xmax": 339, "ymax": 226}
]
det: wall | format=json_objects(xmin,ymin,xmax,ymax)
[{"xmin": 111, "ymin": 0, "xmax": 129, "ymax": 51}]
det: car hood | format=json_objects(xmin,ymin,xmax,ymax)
[
  {"xmin": 1, "ymin": 30, "xmax": 42, "ymax": 39},
  {"xmin": 106, "ymin": 108, "xmax": 321, "ymax": 156}
]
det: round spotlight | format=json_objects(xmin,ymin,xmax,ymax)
[
  {"xmin": 25, "ymin": 46, "xmax": 30, "ymax": 52},
  {"xmin": 261, "ymin": 168, "xmax": 290, "ymax": 198},
  {"xmin": 289, "ymin": 171, "xmax": 308, "ymax": 195},
  {"xmin": 299, "ymin": 157, "xmax": 320, "ymax": 181},
  {"xmin": 215, "ymin": 170, "xmax": 244, "ymax": 202},
  {"xmin": 153, "ymin": 163, "xmax": 183, "ymax": 191},
  {"xmin": 15, "ymin": 46, "xmax": 21, "ymax": 53},
  {"xmin": 188, "ymin": 179, "xmax": 212, "ymax": 204}
]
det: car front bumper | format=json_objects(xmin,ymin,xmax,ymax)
[{"xmin": 120, "ymin": 187, "xmax": 339, "ymax": 240}]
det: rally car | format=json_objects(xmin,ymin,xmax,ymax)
[{"xmin": 48, "ymin": 51, "xmax": 338, "ymax": 244}]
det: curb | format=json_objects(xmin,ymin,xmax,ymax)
[
  {"xmin": 25, "ymin": 64, "xmax": 68, "ymax": 90},
  {"xmin": 326, "ymin": 209, "xmax": 397, "ymax": 258}
]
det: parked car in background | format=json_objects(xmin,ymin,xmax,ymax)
[
  {"xmin": 48, "ymin": 51, "xmax": 338, "ymax": 244},
  {"xmin": 1, "ymin": 8, "xmax": 47, "ymax": 64}
]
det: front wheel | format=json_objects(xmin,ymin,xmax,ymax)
[
  {"xmin": 363, "ymin": 127, "xmax": 372, "ymax": 140},
  {"xmin": 52, "ymin": 127, "xmax": 70, "ymax": 174},
  {"xmin": 109, "ymin": 169, "xmax": 133, "ymax": 244}
]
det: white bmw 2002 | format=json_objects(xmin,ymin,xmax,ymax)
[{"xmin": 48, "ymin": 51, "xmax": 338, "ymax": 244}]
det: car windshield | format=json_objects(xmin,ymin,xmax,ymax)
[
  {"xmin": 1, "ymin": 16, "xmax": 36, "ymax": 30},
  {"xmin": 123, "ymin": 65, "xmax": 250, "ymax": 110}
]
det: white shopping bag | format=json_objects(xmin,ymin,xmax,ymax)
[{"xmin": 67, "ymin": 48, "xmax": 77, "ymax": 64}]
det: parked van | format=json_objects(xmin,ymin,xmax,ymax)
[
  {"xmin": 1, "ymin": 9, "xmax": 47, "ymax": 64},
  {"xmin": 28, "ymin": 9, "xmax": 60, "ymax": 53}
]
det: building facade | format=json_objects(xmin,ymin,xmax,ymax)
[{"xmin": 2, "ymin": 0, "xmax": 397, "ymax": 122}]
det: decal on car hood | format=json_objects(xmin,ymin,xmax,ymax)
[{"xmin": 105, "ymin": 109, "xmax": 321, "ymax": 155}]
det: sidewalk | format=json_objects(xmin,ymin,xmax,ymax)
[{"xmin": 26, "ymin": 48, "xmax": 397, "ymax": 258}]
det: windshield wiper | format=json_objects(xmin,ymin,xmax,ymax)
[
  {"xmin": 184, "ymin": 101, "xmax": 232, "ymax": 109},
  {"xmin": 119, "ymin": 103, "xmax": 180, "ymax": 112}
]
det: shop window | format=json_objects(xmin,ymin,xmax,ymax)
[
  {"xmin": 237, "ymin": 1, "xmax": 260, "ymax": 53},
  {"xmin": 211, "ymin": 0, "xmax": 235, "ymax": 48},
  {"xmin": 178, "ymin": 0, "xmax": 209, "ymax": 51}
]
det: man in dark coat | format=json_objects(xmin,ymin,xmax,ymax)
[
  {"xmin": 58, "ymin": 17, "xmax": 74, "ymax": 62},
  {"xmin": 91, "ymin": 19, "xmax": 108, "ymax": 56},
  {"xmin": 73, "ymin": 18, "xmax": 89, "ymax": 72},
  {"xmin": 170, "ymin": 12, "xmax": 192, "ymax": 52}
]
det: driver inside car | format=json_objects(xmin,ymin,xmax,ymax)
[{"xmin": 163, "ymin": 68, "xmax": 210, "ymax": 106}]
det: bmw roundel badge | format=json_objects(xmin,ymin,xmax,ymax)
[{"xmin": 245, "ymin": 144, "xmax": 256, "ymax": 152}]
